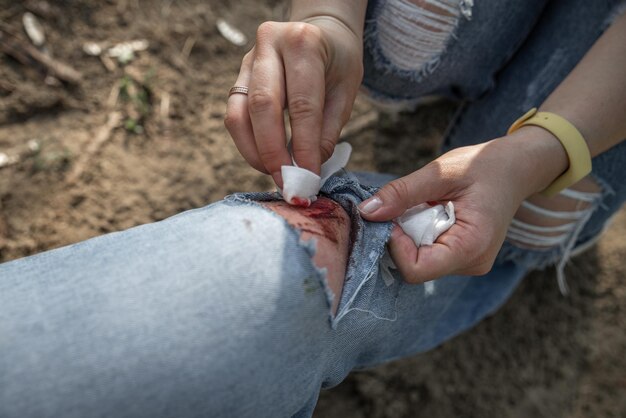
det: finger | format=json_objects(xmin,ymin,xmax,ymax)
[
  {"xmin": 248, "ymin": 23, "xmax": 292, "ymax": 187},
  {"xmin": 319, "ymin": 90, "xmax": 352, "ymax": 163},
  {"xmin": 358, "ymin": 165, "xmax": 448, "ymax": 221},
  {"xmin": 388, "ymin": 225, "xmax": 463, "ymax": 283},
  {"xmin": 387, "ymin": 224, "xmax": 419, "ymax": 279},
  {"xmin": 281, "ymin": 25, "xmax": 326, "ymax": 174},
  {"xmin": 224, "ymin": 50, "xmax": 266, "ymax": 173}
]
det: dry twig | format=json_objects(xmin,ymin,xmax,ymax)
[
  {"xmin": 67, "ymin": 111, "xmax": 122, "ymax": 184},
  {"xmin": 0, "ymin": 24, "xmax": 82, "ymax": 84},
  {"xmin": 181, "ymin": 36, "xmax": 196, "ymax": 60},
  {"xmin": 159, "ymin": 91, "xmax": 170, "ymax": 121}
]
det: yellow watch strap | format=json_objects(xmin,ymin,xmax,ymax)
[{"xmin": 507, "ymin": 108, "xmax": 592, "ymax": 197}]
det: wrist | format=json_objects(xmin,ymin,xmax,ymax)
[
  {"xmin": 499, "ymin": 126, "xmax": 569, "ymax": 198},
  {"xmin": 289, "ymin": 0, "xmax": 367, "ymax": 39}
]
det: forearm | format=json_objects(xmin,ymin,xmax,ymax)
[
  {"xmin": 540, "ymin": 11, "xmax": 626, "ymax": 157},
  {"xmin": 507, "ymin": 11, "xmax": 626, "ymax": 197},
  {"xmin": 289, "ymin": 0, "xmax": 368, "ymax": 39}
]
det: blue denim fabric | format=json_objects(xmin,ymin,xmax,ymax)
[
  {"xmin": 363, "ymin": 0, "xmax": 624, "ymax": 104},
  {"xmin": 363, "ymin": 0, "xmax": 551, "ymax": 104},
  {"xmin": 1, "ymin": 1, "xmax": 625, "ymax": 417},
  {"xmin": 0, "ymin": 172, "xmax": 526, "ymax": 418}
]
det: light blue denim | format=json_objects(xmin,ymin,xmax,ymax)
[
  {"xmin": 1, "ymin": 0, "xmax": 625, "ymax": 417},
  {"xmin": 0, "ymin": 171, "xmax": 527, "ymax": 418}
]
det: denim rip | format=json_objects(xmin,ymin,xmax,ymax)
[
  {"xmin": 493, "ymin": 131, "xmax": 626, "ymax": 289},
  {"xmin": 361, "ymin": 0, "xmax": 473, "ymax": 106},
  {"xmin": 497, "ymin": 180, "xmax": 613, "ymax": 295},
  {"xmin": 364, "ymin": 0, "xmax": 462, "ymax": 83},
  {"xmin": 225, "ymin": 171, "xmax": 397, "ymax": 329},
  {"xmin": 374, "ymin": 0, "xmax": 464, "ymax": 72}
]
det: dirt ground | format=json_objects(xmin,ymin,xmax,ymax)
[{"xmin": 1, "ymin": 1, "xmax": 624, "ymax": 417}]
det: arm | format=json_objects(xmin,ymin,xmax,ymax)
[
  {"xmin": 224, "ymin": 1, "xmax": 367, "ymax": 187},
  {"xmin": 512, "ymin": 10, "xmax": 626, "ymax": 196},
  {"xmin": 289, "ymin": 0, "xmax": 367, "ymax": 38},
  {"xmin": 539, "ymin": 11, "xmax": 626, "ymax": 158},
  {"xmin": 360, "ymin": 12, "xmax": 626, "ymax": 282}
]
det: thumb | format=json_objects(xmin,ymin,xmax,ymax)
[{"xmin": 358, "ymin": 167, "xmax": 445, "ymax": 221}]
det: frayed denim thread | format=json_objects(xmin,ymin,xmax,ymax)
[
  {"xmin": 363, "ymin": 0, "xmax": 464, "ymax": 87},
  {"xmin": 320, "ymin": 172, "xmax": 397, "ymax": 328}
]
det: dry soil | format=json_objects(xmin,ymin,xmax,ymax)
[{"xmin": 0, "ymin": 1, "xmax": 624, "ymax": 417}]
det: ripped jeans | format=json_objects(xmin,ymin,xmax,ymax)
[
  {"xmin": 2, "ymin": 1, "xmax": 626, "ymax": 417},
  {"xmin": 0, "ymin": 173, "xmax": 528, "ymax": 418}
]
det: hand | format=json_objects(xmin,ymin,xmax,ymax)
[
  {"xmin": 224, "ymin": 17, "xmax": 364, "ymax": 187},
  {"xmin": 358, "ymin": 131, "xmax": 568, "ymax": 283}
]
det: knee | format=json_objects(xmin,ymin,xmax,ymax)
[{"xmin": 192, "ymin": 201, "xmax": 333, "ymax": 319}]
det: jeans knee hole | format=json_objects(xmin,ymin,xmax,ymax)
[{"xmin": 376, "ymin": 0, "xmax": 463, "ymax": 71}]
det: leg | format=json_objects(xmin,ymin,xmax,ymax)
[
  {"xmin": 260, "ymin": 198, "xmax": 350, "ymax": 314},
  {"xmin": 0, "ymin": 197, "xmax": 345, "ymax": 418},
  {"xmin": 0, "ymin": 171, "xmax": 529, "ymax": 418}
]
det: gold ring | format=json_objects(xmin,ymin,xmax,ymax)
[{"xmin": 228, "ymin": 86, "xmax": 249, "ymax": 97}]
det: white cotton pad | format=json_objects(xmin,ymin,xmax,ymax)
[
  {"xmin": 281, "ymin": 142, "xmax": 353, "ymax": 207},
  {"xmin": 397, "ymin": 201, "xmax": 456, "ymax": 246},
  {"xmin": 319, "ymin": 142, "xmax": 352, "ymax": 184},
  {"xmin": 281, "ymin": 166, "xmax": 321, "ymax": 206}
]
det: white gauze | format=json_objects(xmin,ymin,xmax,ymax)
[
  {"xmin": 397, "ymin": 201, "xmax": 455, "ymax": 246},
  {"xmin": 281, "ymin": 142, "xmax": 352, "ymax": 206},
  {"xmin": 280, "ymin": 142, "xmax": 455, "ymax": 247},
  {"xmin": 384, "ymin": 202, "xmax": 456, "ymax": 285}
]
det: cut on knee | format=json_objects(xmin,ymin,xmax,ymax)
[{"xmin": 259, "ymin": 198, "xmax": 351, "ymax": 316}]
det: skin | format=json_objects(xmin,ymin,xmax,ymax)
[
  {"xmin": 227, "ymin": 2, "xmax": 626, "ymax": 285},
  {"xmin": 224, "ymin": 0, "xmax": 367, "ymax": 187},
  {"xmin": 260, "ymin": 198, "xmax": 351, "ymax": 314}
]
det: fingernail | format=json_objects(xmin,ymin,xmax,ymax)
[{"xmin": 359, "ymin": 196, "xmax": 382, "ymax": 214}]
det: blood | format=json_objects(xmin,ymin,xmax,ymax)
[
  {"xmin": 297, "ymin": 198, "xmax": 345, "ymax": 244},
  {"xmin": 289, "ymin": 196, "xmax": 311, "ymax": 208},
  {"xmin": 301, "ymin": 198, "xmax": 342, "ymax": 220}
]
